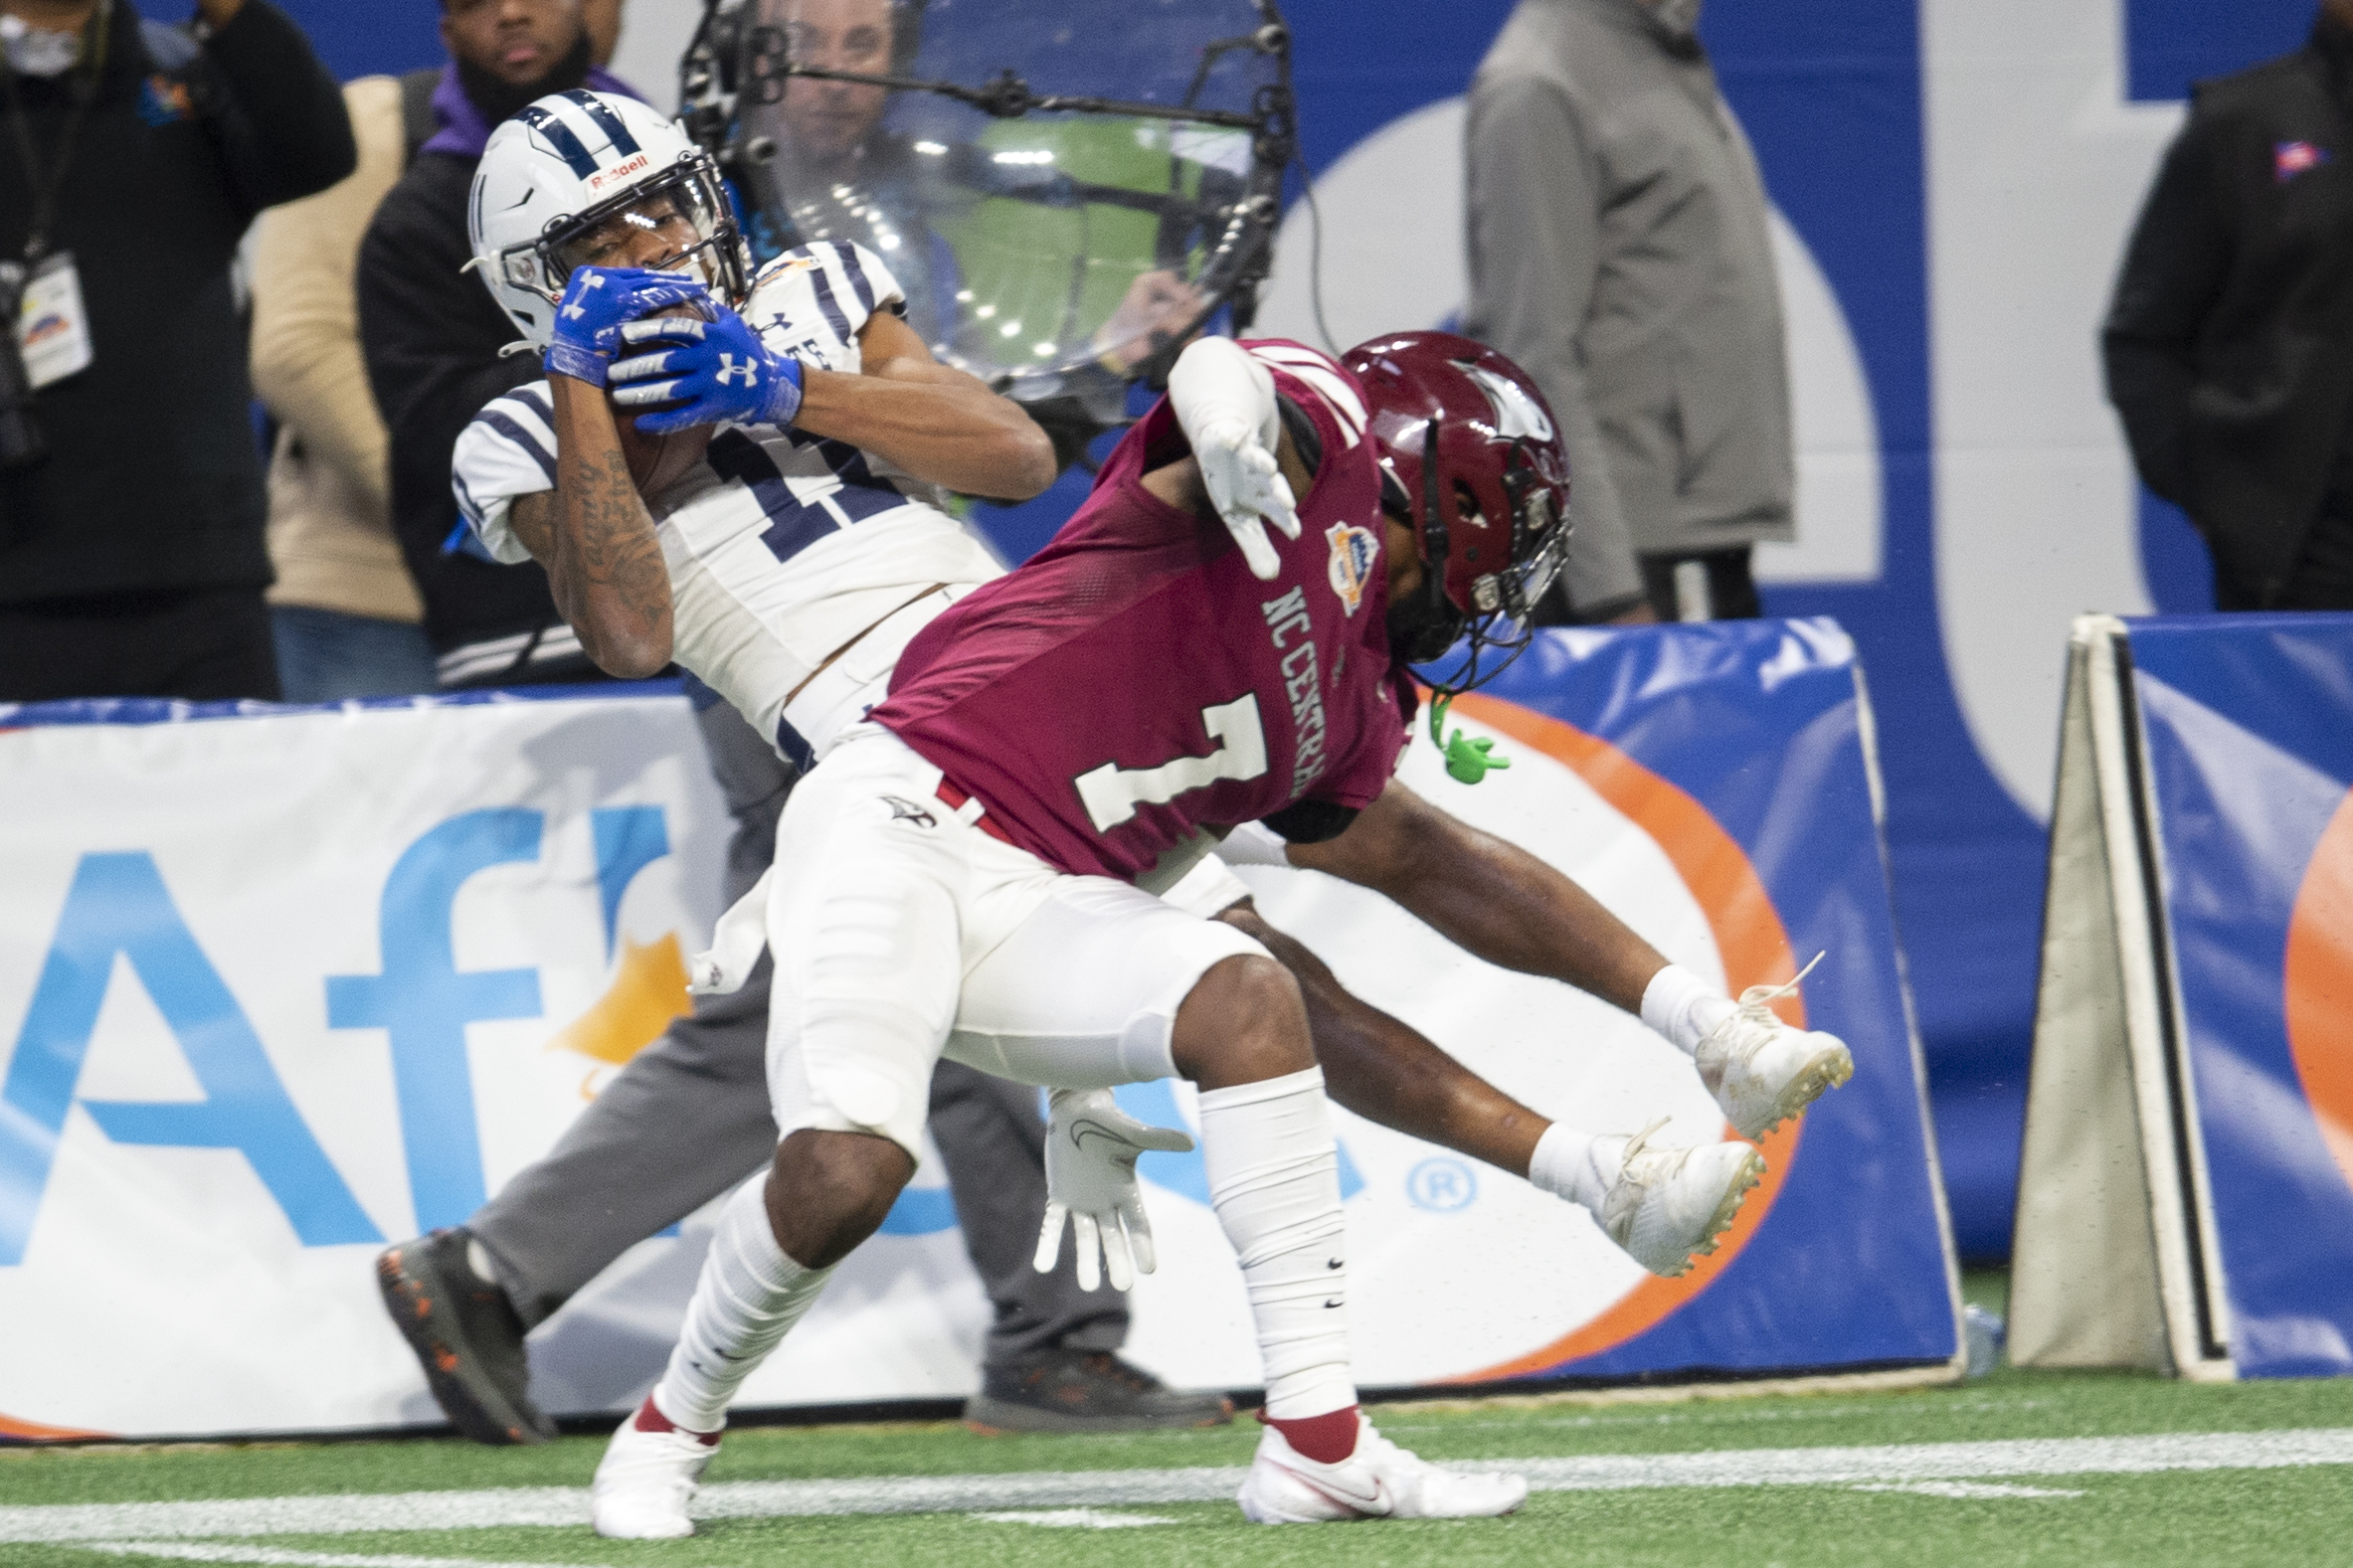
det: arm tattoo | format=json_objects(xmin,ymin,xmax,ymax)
[
  {"xmin": 545, "ymin": 376, "xmax": 674, "ymax": 672},
  {"xmin": 554, "ymin": 446, "xmax": 671, "ymax": 660}
]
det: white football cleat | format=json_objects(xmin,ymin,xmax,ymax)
[
  {"xmin": 1695, "ymin": 956, "xmax": 1854, "ymax": 1140},
  {"xmin": 1598, "ymin": 1121, "xmax": 1766, "ymax": 1277},
  {"xmin": 1237, "ymin": 1413, "xmax": 1528, "ymax": 1523},
  {"xmin": 591, "ymin": 1400, "xmax": 717, "ymax": 1539}
]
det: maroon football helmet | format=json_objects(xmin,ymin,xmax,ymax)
[{"xmin": 1342, "ymin": 332, "xmax": 1571, "ymax": 682}]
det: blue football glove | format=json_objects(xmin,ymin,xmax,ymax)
[
  {"xmin": 608, "ymin": 306, "xmax": 807, "ymax": 434},
  {"xmin": 543, "ymin": 267, "xmax": 711, "ymax": 386}
]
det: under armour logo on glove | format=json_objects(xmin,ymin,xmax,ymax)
[
  {"xmin": 544, "ymin": 267, "xmax": 712, "ymax": 387},
  {"xmin": 610, "ymin": 304, "xmax": 806, "ymax": 433},
  {"xmin": 559, "ymin": 271, "xmax": 607, "ymax": 321}
]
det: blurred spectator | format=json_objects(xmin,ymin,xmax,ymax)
[
  {"xmin": 0, "ymin": 0, "xmax": 353, "ymax": 702},
  {"xmin": 741, "ymin": 0, "xmax": 1203, "ymax": 401},
  {"xmin": 1463, "ymin": 0, "xmax": 1792, "ymax": 624},
  {"xmin": 2104, "ymin": 2, "xmax": 2353, "ymax": 611},
  {"xmin": 252, "ymin": 73, "xmax": 436, "ymax": 702},
  {"xmin": 254, "ymin": 0, "xmax": 622, "ymax": 702},
  {"xmin": 356, "ymin": 0, "xmax": 638, "ymax": 691}
]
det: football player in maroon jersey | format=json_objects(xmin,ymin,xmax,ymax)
[{"xmin": 578, "ymin": 329, "xmax": 1851, "ymax": 1533}]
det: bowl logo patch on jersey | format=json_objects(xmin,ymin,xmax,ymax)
[{"xmin": 1326, "ymin": 521, "xmax": 1379, "ymax": 616}]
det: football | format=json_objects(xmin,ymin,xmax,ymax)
[{"xmin": 612, "ymin": 302, "xmax": 714, "ymax": 497}]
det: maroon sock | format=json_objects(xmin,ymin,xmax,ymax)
[
  {"xmin": 632, "ymin": 1394, "xmax": 720, "ymax": 1446},
  {"xmin": 1262, "ymin": 1404, "xmax": 1359, "ymax": 1464}
]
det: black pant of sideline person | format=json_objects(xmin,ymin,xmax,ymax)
[
  {"xmin": 378, "ymin": 698, "xmax": 1231, "ymax": 1439},
  {"xmin": 1639, "ymin": 547, "xmax": 1763, "ymax": 623},
  {"xmin": 0, "ymin": 587, "xmax": 279, "ymax": 702},
  {"xmin": 2215, "ymin": 500, "xmax": 2353, "ymax": 611}
]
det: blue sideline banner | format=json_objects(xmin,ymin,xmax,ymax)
[
  {"xmin": 1127, "ymin": 618, "xmax": 1960, "ymax": 1394},
  {"xmin": 0, "ymin": 624, "xmax": 1956, "ymax": 1440},
  {"xmin": 2014, "ymin": 613, "xmax": 2353, "ymax": 1381}
]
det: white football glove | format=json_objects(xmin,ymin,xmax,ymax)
[
  {"xmin": 1190, "ymin": 419, "xmax": 1300, "ymax": 582},
  {"xmin": 1033, "ymin": 1088, "xmax": 1193, "ymax": 1292}
]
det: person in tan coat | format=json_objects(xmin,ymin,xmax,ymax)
[{"xmin": 252, "ymin": 73, "xmax": 437, "ymax": 701}]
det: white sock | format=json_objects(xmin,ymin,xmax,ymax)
[
  {"xmin": 1527, "ymin": 1124, "xmax": 1618, "ymax": 1211},
  {"xmin": 1526, "ymin": 1124, "xmax": 1592, "ymax": 1205},
  {"xmin": 1641, "ymin": 963, "xmax": 1737, "ymax": 1058},
  {"xmin": 649, "ymin": 1176, "xmax": 833, "ymax": 1434},
  {"xmin": 1197, "ymin": 1066, "xmax": 1357, "ymax": 1421}
]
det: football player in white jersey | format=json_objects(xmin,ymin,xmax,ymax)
[
  {"xmin": 458, "ymin": 88, "xmax": 1853, "ymax": 1535},
  {"xmin": 462, "ymin": 91, "xmax": 1052, "ymax": 766}
]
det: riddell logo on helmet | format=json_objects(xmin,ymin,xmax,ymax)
[{"xmin": 588, "ymin": 152, "xmax": 653, "ymax": 193}]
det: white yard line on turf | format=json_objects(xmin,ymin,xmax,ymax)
[
  {"xmin": 6, "ymin": 1428, "xmax": 2353, "ymax": 1544},
  {"xmin": 971, "ymin": 1510, "xmax": 1180, "ymax": 1528},
  {"xmin": 1850, "ymin": 1482, "xmax": 2083, "ymax": 1499},
  {"xmin": 81, "ymin": 1545, "xmax": 598, "ymax": 1568}
]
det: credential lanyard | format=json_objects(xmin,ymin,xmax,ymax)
[{"xmin": 0, "ymin": 0, "xmax": 110, "ymax": 264}]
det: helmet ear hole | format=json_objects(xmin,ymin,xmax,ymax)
[{"xmin": 1455, "ymin": 481, "xmax": 1487, "ymax": 565}]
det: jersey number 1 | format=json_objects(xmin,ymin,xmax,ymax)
[{"xmin": 1075, "ymin": 695, "xmax": 1269, "ymax": 833}]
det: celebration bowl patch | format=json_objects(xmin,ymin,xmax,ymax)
[{"xmin": 1326, "ymin": 520, "xmax": 1379, "ymax": 615}]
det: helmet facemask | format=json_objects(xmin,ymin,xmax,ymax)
[
  {"xmin": 1389, "ymin": 422, "xmax": 1572, "ymax": 701},
  {"xmin": 492, "ymin": 153, "xmax": 750, "ymax": 317}
]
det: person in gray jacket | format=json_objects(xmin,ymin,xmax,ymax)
[{"xmin": 1463, "ymin": 0, "xmax": 1793, "ymax": 623}]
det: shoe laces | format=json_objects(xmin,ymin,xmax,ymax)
[
  {"xmin": 1711, "ymin": 952, "xmax": 1827, "ymax": 1056},
  {"xmin": 1616, "ymin": 1115, "xmax": 1673, "ymax": 1179},
  {"xmin": 1599, "ymin": 1116, "xmax": 1674, "ymax": 1238}
]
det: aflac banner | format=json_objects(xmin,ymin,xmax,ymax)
[
  {"xmin": 0, "ymin": 625, "xmax": 1956, "ymax": 1439},
  {"xmin": 0, "ymin": 691, "xmax": 765, "ymax": 1438}
]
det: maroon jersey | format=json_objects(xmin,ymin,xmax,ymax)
[{"xmin": 873, "ymin": 340, "xmax": 1412, "ymax": 882}]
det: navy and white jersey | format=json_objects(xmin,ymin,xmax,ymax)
[{"xmin": 452, "ymin": 240, "xmax": 1006, "ymax": 764}]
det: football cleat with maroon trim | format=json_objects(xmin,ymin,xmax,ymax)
[{"xmin": 1237, "ymin": 1412, "xmax": 1527, "ymax": 1523}]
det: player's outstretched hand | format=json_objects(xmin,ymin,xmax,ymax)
[
  {"xmin": 609, "ymin": 306, "xmax": 806, "ymax": 434},
  {"xmin": 1191, "ymin": 419, "xmax": 1300, "ymax": 581},
  {"xmin": 1033, "ymin": 1088, "xmax": 1193, "ymax": 1293},
  {"xmin": 543, "ymin": 266, "xmax": 708, "ymax": 387}
]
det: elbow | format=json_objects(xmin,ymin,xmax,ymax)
[
  {"xmin": 588, "ymin": 636, "xmax": 672, "ymax": 681},
  {"xmin": 576, "ymin": 613, "xmax": 673, "ymax": 679},
  {"xmin": 1000, "ymin": 419, "xmax": 1059, "ymax": 500}
]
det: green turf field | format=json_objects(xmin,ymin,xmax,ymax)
[{"xmin": 6, "ymin": 1276, "xmax": 2353, "ymax": 1568}]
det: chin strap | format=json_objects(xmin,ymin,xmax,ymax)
[{"xmin": 1427, "ymin": 691, "xmax": 1511, "ymax": 784}]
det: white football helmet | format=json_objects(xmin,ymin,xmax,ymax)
[{"xmin": 468, "ymin": 89, "xmax": 751, "ymax": 347}]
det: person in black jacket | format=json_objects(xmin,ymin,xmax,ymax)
[
  {"xmin": 0, "ymin": 0, "xmax": 353, "ymax": 702},
  {"xmin": 357, "ymin": 0, "xmax": 639, "ymax": 690},
  {"xmin": 2104, "ymin": 2, "xmax": 2353, "ymax": 610}
]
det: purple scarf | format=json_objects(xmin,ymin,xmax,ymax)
[{"xmin": 418, "ymin": 64, "xmax": 645, "ymax": 159}]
